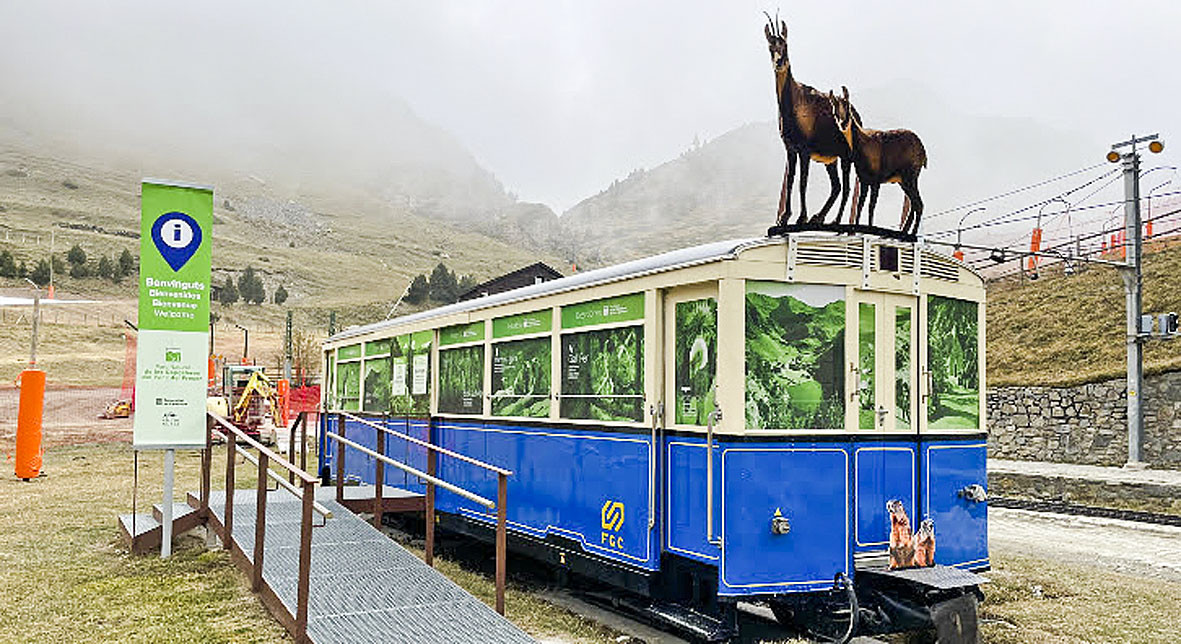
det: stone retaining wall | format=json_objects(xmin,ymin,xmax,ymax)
[{"xmin": 987, "ymin": 371, "xmax": 1181, "ymax": 467}]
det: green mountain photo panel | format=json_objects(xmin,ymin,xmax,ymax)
[
  {"xmin": 439, "ymin": 345, "xmax": 484, "ymax": 415},
  {"xmin": 896, "ymin": 306, "xmax": 912, "ymax": 430},
  {"xmin": 561, "ymin": 327, "xmax": 644, "ymax": 422},
  {"xmin": 492, "ymin": 337, "xmax": 551, "ymax": 418},
  {"xmin": 927, "ymin": 296, "xmax": 979, "ymax": 429},
  {"xmin": 363, "ymin": 357, "xmax": 391, "ymax": 413},
  {"xmin": 859, "ymin": 302, "xmax": 875, "ymax": 429},
  {"xmin": 675, "ymin": 298, "xmax": 717, "ymax": 425},
  {"xmin": 745, "ymin": 282, "xmax": 845, "ymax": 430},
  {"xmin": 336, "ymin": 361, "xmax": 361, "ymax": 411}
]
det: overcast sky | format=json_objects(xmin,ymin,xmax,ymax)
[{"xmin": 1, "ymin": 1, "xmax": 1178, "ymax": 223}]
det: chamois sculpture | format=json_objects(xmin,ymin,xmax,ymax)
[
  {"xmin": 832, "ymin": 86, "xmax": 928, "ymax": 236},
  {"xmin": 764, "ymin": 16, "xmax": 853, "ymax": 228}
]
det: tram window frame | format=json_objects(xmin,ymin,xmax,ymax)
[
  {"xmin": 361, "ymin": 342, "xmax": 392, "ymax": 414},
  {"xmin": 926, "ymin": 295, "xmax": 981, "ymax": 431},
  {"xmin": 558, "ymin": 293, "xmax": 646, "ymax": 424},
  {"xmin": 744, "ymin": 281, "xmax": 846, "ymax": 431},
  {"xmin": 335, "ymin": 345, "xmax": 362, "ymax": 412},
  {"xmin": 491, "ymin": 335, "xmax": 552, "ymax": 419},
  {"xmin": 438, "ymin": 343, "xmax": 486, "ymax": 416}
]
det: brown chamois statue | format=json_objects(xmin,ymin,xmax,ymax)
[
  {"xmin": 832, "ymin": 86, "xmax": 928, "ymax": 235},
  {"xmin": 764, "ymin": 16, "xmax": 853, "ymax": 227}
]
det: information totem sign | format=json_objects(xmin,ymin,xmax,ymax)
[{"xmin": 133, "ymin": 180, "xmax": 213, "ymax": 449}]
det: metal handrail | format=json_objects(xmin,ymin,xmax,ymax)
[
  {"xmin": 209, "ymin": 412, "xmax": 318, "ymax": 484},
  {"xmin": 330, "ymin": 412, "xmax": 510, "ymax": 615},
  {"xmin": 339, "ymin": 412, "xmax": 514, "ymax": 476},
  {"xmin": 202, "ymin": 410, "xmax": 320, "ymax": 642},
  {"xmin": 212, "ymin": 427, "xmax": 333, "ymax": 518},
  {"xmin": 326, "ymin": 431, "xmax": 495, "ymax": 508}
]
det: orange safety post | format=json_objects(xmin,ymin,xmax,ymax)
[
  {"xmin": 15, "ymin": 369, "xmax": 46, "ymax": 480},
  {"xmin": 277, "ymin": 378, "xmax": 290, "ymax": 427},
  {"xmin": 1028, "ymin": 227, "xmax": 1042, "ymax": 272},
  {"xmin": 1147, "ymin": 220, "xmax": 1154, "ymax": 239},
  {"xmin": 208, "ymin": 357, "xmax": 216, "ymax": 388}
]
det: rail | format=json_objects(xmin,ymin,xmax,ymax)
[
  {"xmin": 201, "ymin": 410, "xmax": 321, "ymax": 643},
  {"xmin": 330, "ymin": 411, "xmax": 512, "ymax": 615}
]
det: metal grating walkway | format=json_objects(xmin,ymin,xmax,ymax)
[{"xmin": 201, "ymin": 488, "xmax": 534, "ymax": 643}]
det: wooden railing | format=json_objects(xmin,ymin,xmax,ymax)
[
  {"xmin": 329, "ymin": 411, "xmax": 514, "ymax": 615},
  {"xmin": 201, "ymin": 411, "xmax": 327, "ymax": 644}
]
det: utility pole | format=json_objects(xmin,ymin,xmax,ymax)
[
  {"xmin": 1108, "ymin": 133, "xmax": 1164, "ymax": 468},
  {"xmin": 284, "ymin": 310, "xmax": 293, "ymax": 381}
]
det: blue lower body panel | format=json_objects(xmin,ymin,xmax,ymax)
[
  {"xmin": 853, "ymin": 443, "xmax": 917, "ymax": 553},
  {"xmin": 922, "ymin": 440, "xmax": 989, "ymax": 570}
]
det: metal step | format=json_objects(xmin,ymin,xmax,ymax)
[
  {"xmin": 642, "ymin": 601, "xmax": 735, "ymax": 642},
  {"xmin": 117, "ymin": 514, "xmax": 161, "ymax": 555},
  {"xmin": 152, "ymin": 503, "xmax": 205, "ymax": 537}
]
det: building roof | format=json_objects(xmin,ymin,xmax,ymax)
[
  {"xmin": 327, "ymin": 237, "xmax": 762, "ymax": 344},
  {"xmin": 458, "ymin": 261, "xmax": 563, "ymax": 302}
]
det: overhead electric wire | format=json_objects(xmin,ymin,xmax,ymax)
[
  {"xmin": 926, "ymin": 169, "xmax": 1122, "ymax": 239},
  {"xmin": 925, "ymin": 162, "xmax": 1110, "ymax": 221}
]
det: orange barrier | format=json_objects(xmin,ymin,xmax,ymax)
[
  {"xmin": 277, "ymin": 379, "xmax": 290, "ymax": 426},
  {"xmin": 15, "ymin": 369, "xmax": 45, "ymax": 480}
]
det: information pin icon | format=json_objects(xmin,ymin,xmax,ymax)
[{"xmin": 151, "ymin": 211, "xmax": 203, "ymax": 272}]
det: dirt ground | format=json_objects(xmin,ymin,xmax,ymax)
[{"xmin": 0, "ymin": 386, "xmax": 131, "ymax": 447}]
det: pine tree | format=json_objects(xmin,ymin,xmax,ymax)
[
  {"xmin": 0, "ymin": 250, "xmax": 16, "ymax": 278},
  {"xmin": 30, "ymin": 259, "xmax": 50, "ymax": 286},
  {"xmin": 428, "ymin": 263, "xmax": 458, "ymax": 304},
  {"xmin": 273, "ymin": 284, "xmax": 288, "ymax": 305},
  {"xmin": 97, "ymin": 255, "xmax": 114, "ymax": 279},
  {"xmin": 220, "ymin": 275, "xmax": 239, "ymax": 304},
  {"xmin": 66, "ymin": 244, "xmax": 86, "ymax": 267},
  {"xmin": 237, "ymin": 266, "xmax": 265, "ymax": 304},
  {"xmin": 406, "ymin": 274, "xmax": 429, "ymax": 304},
  {"xmin": 117, "ymin": 249, "xmax": 134, "ymax": 278}
]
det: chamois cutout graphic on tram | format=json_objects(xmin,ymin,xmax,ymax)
[
  {"xmin": 831, "ymin": 86, "xmax": 928, "ymax": 236},
  {"xmin": 763, "ymin": 14, "xmax": 855, "ymax": 229}
]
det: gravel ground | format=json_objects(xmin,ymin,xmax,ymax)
[{"xmin": 990, "ymin": 506, "xmax": 1181, "ymax": 582}]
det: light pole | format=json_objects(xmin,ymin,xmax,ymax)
[
  {"xmin": 954, "ymin": 207, "xmax": 985, "ymax": 262},
  {"xmin": 1107, "ymin": 133, "xmax": 1164, "ymax": 467},
  {"xmin": 234, "ymin": 323, "xmax": 249, "ymax": 364},
  {"xmin": 23, "ymin": 278, "xmax": 40, "ymax": 366}
]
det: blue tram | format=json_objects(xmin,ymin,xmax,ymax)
[{"xmin": 319, "ymin": 234, "xmax": 988, "ymax": 641}]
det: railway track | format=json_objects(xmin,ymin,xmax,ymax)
[{"xmin": 989, "ymin": 496, "xmax": 1181, "ymax": 527}]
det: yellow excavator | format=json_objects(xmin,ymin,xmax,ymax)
[{"xmin": 209, "ymin": 365, "xmax": 279, "ymax": 444}]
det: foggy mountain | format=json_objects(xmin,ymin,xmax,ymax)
[{"xmin": 559, "ymin": 82, "xmax": 1104, "ymax": 265}]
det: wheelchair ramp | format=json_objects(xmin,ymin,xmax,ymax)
[{"xmin": 198, "ymin": 487, "xmax": 534, "ymax": 643}]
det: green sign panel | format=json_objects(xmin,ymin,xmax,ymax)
[
  {"xmin": 493, "ymin": 309, "xmax": 552, "ymax": 339},
  {"xmin": 440, "ymin": 321, "xmax": 485, "ymax": 346},
  {"xmin": 133, "ymin": 180, "xmax": 213, "ymax": 449},
  {"xmin": 561, "ymin": 293, "xmax": 644, "ymax": 329}
]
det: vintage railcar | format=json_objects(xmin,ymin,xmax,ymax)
[{"xmin": 319, "ymin": 233, "xmax": 988, "ymax": 641}]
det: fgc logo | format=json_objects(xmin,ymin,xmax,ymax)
[{"xmin": 600, "ymin": 500, "xmax": 625, "ymax": 550}]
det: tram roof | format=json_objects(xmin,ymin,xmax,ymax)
[
  {"xmin": 326, "ymin": 234, "xmax": 981, "ymax": 344},
  {"xmin": 327, "ymin": 237, "xmax": 765, "ymax": 343}
]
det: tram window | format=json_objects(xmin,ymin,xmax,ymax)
[
  {"xmin": 927, "ymin": 296, "xmax": 979, "ymax": 429},
  {"xmin": 492, "ymin": 337, "xmax": 551, "ymax": 418},
  {"xmin": 895, "ymin": 307, "xmax": 912, "ymax": 430},
  {"xmin": 745, "ymin": 282, "xmax": 845, "ymax": 430},
  {"xmin": 561, "ymin": 327, "xmax": 644, "ymax": 422},
  {"xmin": 390, "ymin": 332, "xmax": 431, "ymax": 415},
  {"xmin": 858, "ymin": 302, "xmax": 875, "ymax": 429},
  {"xmin": 362, "ymin": 355, "xmax": 391, "ymax": 413},
  {"xmin": 438, "ymin": 345, "xmax": 485, "ymax": 415},
  {"xmin": 336, "ymin": 361, "xmax": 361, "ymax": 411},
  {"xmin": 675, "ymin": 298, "xmax": 717, "ymax": 425}
]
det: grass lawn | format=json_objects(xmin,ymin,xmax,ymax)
[
  {"xmin": 0, "ymin": 442, "xmax": 287, "ymax": 642},
  {"xmin": 981, "ymin": 553, "xmax": 1181, "ymax": 643}
]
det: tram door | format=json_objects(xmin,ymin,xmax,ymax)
[
  {"xmin": 660, "ymin": 284, "xmax": 721, "ymax": 565},
  {"xmin": 852, "ymin": 292, "xmax": 919, "ymax": 556}
]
